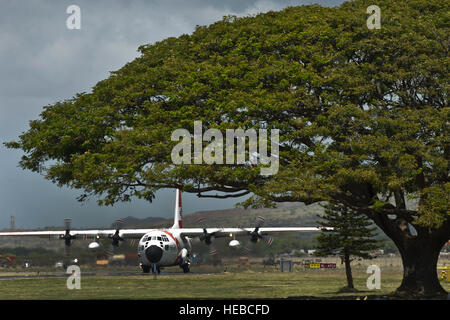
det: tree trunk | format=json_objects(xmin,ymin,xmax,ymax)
[
  {"xmin": 344, "ymin": 250, "xmax": 354, "ymax": 289},
  {"xmin": 364, "ymin": 208, "xmax": 449, "ymax": 298},
  {"xmin": 396, "ymin": 237, "xmax": 447, "ymax": 297}
]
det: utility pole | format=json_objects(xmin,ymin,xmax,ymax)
[{"xmin": 10, "ymin": 215, "xmax": 15, "ymax": 231}]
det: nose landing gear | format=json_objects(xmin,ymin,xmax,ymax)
[{"xmin": 140, "ymin": 263, "xmax": 160, "ymax": 274}]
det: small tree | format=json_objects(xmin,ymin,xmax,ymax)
[{"xmin": 315, "ymin": 202, "xmax": 382, "ymax": 291}]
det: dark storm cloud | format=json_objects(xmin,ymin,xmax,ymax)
[{"xmin": 0, "ymin": 0, "xmax": 345, "ymax": 229}]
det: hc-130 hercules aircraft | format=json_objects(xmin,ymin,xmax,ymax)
[{"xmin": 0, "ymin": 190, "xmax": 328, "ymax": 273}]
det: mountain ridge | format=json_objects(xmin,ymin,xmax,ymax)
[{"xmin": 112, "ymin": 202, "xmax": 325, "ymax": 229}]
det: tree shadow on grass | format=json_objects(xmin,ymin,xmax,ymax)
[
  {"xmin": 287, "ymin": 286, "xmax": 389, "ymax": 300},
  {"xmin": 287, "ymin": 290, "xmax": 449, "ymax": 300},
  {"xmin": 286, "ymin": 295, "xmax": 388, "ymax": 300},
  {"xmin": 336, "ymin": 286, "xmax": 360, "ymax": 294}
]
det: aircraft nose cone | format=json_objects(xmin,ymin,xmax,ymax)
[{"xmin": 145, "ymin": 245, "xmax": 163, "ymax": 263}]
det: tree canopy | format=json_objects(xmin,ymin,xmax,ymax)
[{"xmin": 5, "ymin": 0, "xmax": 449, "ymax": 295}]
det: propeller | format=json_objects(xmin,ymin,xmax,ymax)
[
  {"xmin": 248, "ymin": 216, "xmax": 265, "ymax": 243},
  {"xmin": 60, "ymin": 218, "xmax": 76, "ymax": 256},
  {"xmin": 242, "ymin": 216, "xmax": 274, "ymax": 247},
  {"xmin": 199, "ymin": 228, "xmax": 218, "ymax": 246},
  {"xmin": 196, "ymin": 218, "xmax": 221, "ymax": 257},
  {"xmin": 106, "ymin": 219, "xmax": 125, "ymax": 256}
]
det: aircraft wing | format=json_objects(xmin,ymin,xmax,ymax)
[
  {"xmin": 180, "ymin": 226, "xmax": 329, "ymax": 239},
  {"xmin": 0, "ymin": 229, "xmax": 157, "ymax": 239},
  {"xmin": 0, "ymin": 226, "xmax": 331, "ymax": 239}
]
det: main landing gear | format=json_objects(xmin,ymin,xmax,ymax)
[
  {"xmin": 179, "ymin": 248, "xmax": 191, "ymax": 273},
  {"xmin": 181, "ymin": 262, "xmax": 190, "ymax": 273}
]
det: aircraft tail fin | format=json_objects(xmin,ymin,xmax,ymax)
[{"xmin": 171, "ymin": 189, "xmax": 182, "ymax": 229}]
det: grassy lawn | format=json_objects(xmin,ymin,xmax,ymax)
[{"xmin": 0, "ymin": 267, "xmax": 448, "ymax": 299}]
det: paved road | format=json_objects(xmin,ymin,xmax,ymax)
[{"xmin": 0, "ymin": 269, "xmax": 222, "ymax": 280}]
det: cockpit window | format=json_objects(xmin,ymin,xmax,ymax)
[{"xmin": 145, "ymin": 235, "xmax": 169, "ymax": 242}]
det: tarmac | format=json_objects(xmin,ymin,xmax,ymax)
[{"xmin": 0, "ymin": 268, "xmax": 220, "ymax": 280}]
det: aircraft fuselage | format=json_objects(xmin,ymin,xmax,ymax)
[{"xmin": 138, "ymin": 229, "xmax": 189, "ymax": 270}]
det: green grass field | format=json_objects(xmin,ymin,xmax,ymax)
[{"xmin": 0, "ymin": 266, "xmax": 448, "ymax": 299}]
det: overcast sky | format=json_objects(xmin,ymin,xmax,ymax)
[{"xmin": 0, "ymin": 0, "xmax": 345, "ymax": 229}]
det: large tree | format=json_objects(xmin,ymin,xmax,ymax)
[{"xmin": 5, "ymin": 0, "xmax": 449, "ymax": 296}]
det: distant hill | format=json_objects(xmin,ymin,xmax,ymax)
[
  {"xmin": 110, "ymin": 216, "xmax": 166, "ymax": 228},
  {"xmin": 113, "ymin": 202, "xmax": 325, "ymax": 229}
]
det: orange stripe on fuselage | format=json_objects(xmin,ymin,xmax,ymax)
[{"xmin": 161, "ymin": 230, "xmax": 182, "ymax": 265}]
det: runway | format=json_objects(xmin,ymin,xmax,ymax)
[{"xmin": 0, "ymin": 269, "xmax": 222, "ymax": 280}]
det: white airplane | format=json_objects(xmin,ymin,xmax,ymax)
[{"xmin": 0, "ymin": 190, "xmax": 328, "ymax": 274}]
